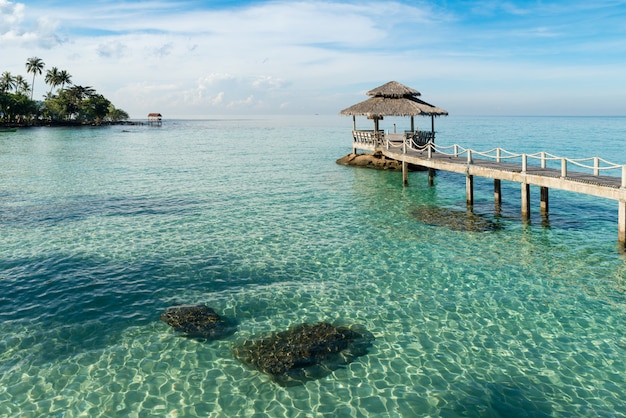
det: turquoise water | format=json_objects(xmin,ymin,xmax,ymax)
[{"xmin": 1, "ymin": 116, "xmax": 626, "ymax": 417}]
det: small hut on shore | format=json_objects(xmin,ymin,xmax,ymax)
[{"xmin": 340, "ymin": 81, "xmax": 447, "ymax": 153}]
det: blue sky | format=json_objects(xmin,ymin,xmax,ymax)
[{"xmin": 1, "ymin": 0, "xmax": 626, "ymax": 117}]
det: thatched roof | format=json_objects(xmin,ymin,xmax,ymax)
[
  {"xmin": 340, "ymin": 81, "xmax": 448, "ymax": 117},
  {"xmin": 367, "ymin": 80, "xmax": 420, "ymax": 98}
]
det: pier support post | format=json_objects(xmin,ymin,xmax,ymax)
[
  {"xmin": 494, "ymin": 179, "xmax": 502, "ymax": 208},
  {"xmin": 402, "ymin": 160, "xmax": 408, "ymax": 187},
  {"xmin": 466, "ymin": 175, "xmax": 474, "ymax": 206},
  {"xmin": 428, "ymin": 168, "xmax": 435, "ymax": 186},
  {"xmin": 521, "ymin": 183, "xmax": 530, "ymax": 220},
  {"xmin": 540, "ymin": 187, "xmax": 549, "ymax": 214},
  {"xmin": 617, "ymin": 200, "xmax": 626, "ymax": 244}
]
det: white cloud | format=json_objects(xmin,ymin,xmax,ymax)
[
  {"xmin": 0, "ymin": 0, "xmax": 62, "ymax": 47},
  {"xmin": 252, "ymin": 76, "xmax": 287, "ymax": 90},
  {"xmin": 0, "ymin": 0, "xmax": 24, "ymax": 28},
  {"xmin": 97, "ymin": 40, "xmax": 127, "ymax": 58},
  {"xmin": 211, "ymin": 92, "xmax": 224, "ymax": 106}
]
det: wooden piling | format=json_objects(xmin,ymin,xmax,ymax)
[
  {"xmin": 540, "ymin": 187, "xmax": 549, "ymax": 213},
  {"xmin": 494, "ymin": 179, "xmax": 502, "ymax": 207},
  {"xmin": 466, "ymin": 175, "xmax": 474, "ymax": 206},
  {"xmin": 428, "ymin": 168, "xmax": 435, "ymax": 186},
  {"xmin": 617, "ymin": 200, "xmax": 626, "ymax": 244},
  {"xmin": 402, "ymin": 160, "xmax": 408, "ymax": 186},
  {"xmin": 521, "ymin": 183, "xmax": 530, "ymax": 220}
]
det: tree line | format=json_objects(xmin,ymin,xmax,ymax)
[{"xmin": 1, "ymin": 57, "xmax": 129, "ymax": 126}]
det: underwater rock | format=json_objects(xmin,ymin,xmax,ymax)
[
  {"xmin": 233, "ymin": 322, "xmax": 374, "ymax": 386},
  {"xmin": 160, "ymin": 304, "xmax": 236, "ymax": 340},
  {"xmin": 412, "ymin": 206, "xmax": 502, "ymax": 232}
]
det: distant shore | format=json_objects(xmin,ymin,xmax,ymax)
[{"xmin": 0, "ymin": 120, "xmax": 145, "ymax": 128}]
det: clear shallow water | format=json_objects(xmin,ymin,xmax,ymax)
[{"xmin": 1, "ymin": 116, "xmax": 626, "ymax": 417}]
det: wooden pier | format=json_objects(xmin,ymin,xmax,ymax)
[
  {"xmin": 339, "ymin": 80, "xmax": 626, "ymax": 243},
  {"xmin": 352, "ymin": 133, "xmax": 626, "ymax": 243}
]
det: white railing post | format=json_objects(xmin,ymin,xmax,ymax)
[
  {"xmin": 594, "ymin": 157, "xmax": 599, "ymax": 176},
  {"xmin": 403, "ymin": 137, "xmax": 407, "ymax": 154},
  {"xmin": 427, "ymin": 143, "xmax": 432, "ymax": 159},
  {"xmin": 622, "ymin": 166, "xmax": 626, "ymax": 188},
  {"xmin": 561, "ymin": 158, "xmax": 567, "ymax": 178},
  {"xmin": 496, "ymin": 148, "xmax": 501, "ymax": 163},
  {"xmin": 467, "ymin": 149, "xmax": 472, "ymax": 164},
  {"xmin": 541, "ymin": 152, "xmax": 546, "ymax": 169},
  {"xmin": 454, "ymin": 144, "xmax": 459, "ymax": 157},
  {"xmin": 522, "ymin": 154, "xmax": 527, "ymax": 173}
]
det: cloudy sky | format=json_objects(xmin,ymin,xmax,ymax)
[{"xmin": 1, "ymin": 0, "xmax": 625, "ymax": 117}]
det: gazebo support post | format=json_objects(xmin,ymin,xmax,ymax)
[
  {"xmin": 411, "ymin": 116, "xmax": 415, "ymax": 132},
  {"xmin": 428, "ymin": 168, "xmax": 435, "ymax": 186},
  {"xmin": 351, "ymin": 115, "xmax": 357, "ymax": 154},
  {"xmin": 430, "ymin": 115, "xmax": 436, "ymax": 147}
]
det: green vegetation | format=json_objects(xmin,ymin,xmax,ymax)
[{"xmin": 1, "ymin": 57, "xmax": 129, "ymax": 126}]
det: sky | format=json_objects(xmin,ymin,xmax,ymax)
[{"xmin": 1, "ymin": 0, "xmax": 626, "ymax": 117}]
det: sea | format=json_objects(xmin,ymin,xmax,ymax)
[{"xmin": 1, "ymin": 115, "xmax": 626, "ymax": 417}]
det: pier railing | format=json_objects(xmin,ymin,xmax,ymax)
[
  {"xmin": 352, "ymin": 130, "xmax": 436, "ymax": 148},
  {"xmin": 382, "ymin": 137, "xmax": 626, "ymax": 188},
  {"xmin": 352, "ymin": 130, "xmax": 383, "ymax": 146}
]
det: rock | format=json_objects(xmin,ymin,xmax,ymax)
[
  {"xmin": 336, "ymin": 151, "xmax": 398, "ymax": 170},
  {"xmin": 412, "ymin": 206, "xmax": 503, "ymax": 232},
  {"xmin": 233, "ymin": 322, "xmax": 374, "ymax": 386},
  {"xmin": 336, "ymin": 151, "xmax": 424, "ymax": 171},
  {"xmin": 160, "ymin": 304, "xmax": 236, "ymax": 340}
]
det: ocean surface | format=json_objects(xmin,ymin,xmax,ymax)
[{"xmin": 1, "ymin": 115, "xmax": 626, "ymax": 417}]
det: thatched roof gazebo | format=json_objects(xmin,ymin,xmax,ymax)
[{"xmin": 340, "ymin": 81, "xmax": 448, "ymax": 151}]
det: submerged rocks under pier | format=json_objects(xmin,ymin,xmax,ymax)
[{"xmin": 412, "ymin": 206, "xmax": 503, "ymax": 232}]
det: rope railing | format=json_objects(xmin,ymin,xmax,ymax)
[{"xmin": 398, "ymin": 139, "xmax": 626, "ymax": 188}]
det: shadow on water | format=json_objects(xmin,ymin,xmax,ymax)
[
  {"xmin": 0, "ymin": 194, "xmax": 205, "ymax": 227},
  {"xmin": 0, "ymin": 250, "xmax": 278, "ymax": 366}
]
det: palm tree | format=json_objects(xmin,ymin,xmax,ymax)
[
  {"xmin": 69, "ymin": 85, "xmax": 96, "ymax": 100},
  {"xmin": 0, "ymin": 72, "xmax": 16, "ymax": 93},
  {"xmin": 25, "ymin": 56, "xmax": 45, "ymax": 99},
  {"xmin": 45, "ymin": 67, "xmax": 61, "ymax": 94},
  {"xmin": 14, "ymin": 76, "xmax": 30, "ymax": 95},
  {"xmin": 58, "ymin": 70, "xmax": 72, "ymax": 91}
]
